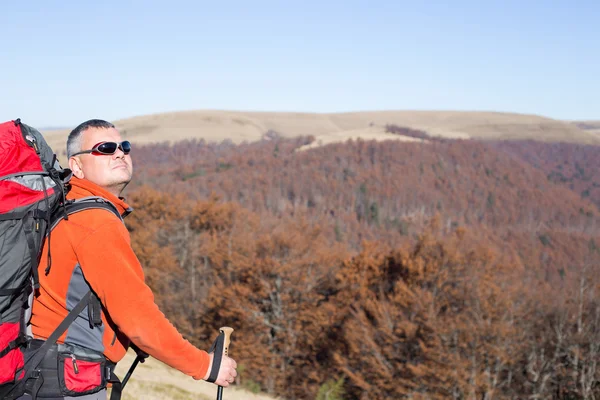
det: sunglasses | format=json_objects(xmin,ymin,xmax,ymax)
[{"xmin": 71, "ymin": 141, "xmax": 132, "ymax": 157}]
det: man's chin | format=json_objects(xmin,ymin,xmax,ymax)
[
  {"xmin": 106, "ymin": 177, "xmax": 132, "ymax": 196},
  {"xmin": 112, "ymin": 169, "xmax": 132, "ymax": 182}
]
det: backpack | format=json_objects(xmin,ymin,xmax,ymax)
[{"xmin": 0, "ymin": 119, "xmax": 145, "ymax": 399}]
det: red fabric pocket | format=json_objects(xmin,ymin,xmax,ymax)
[
  {"xmin": 0, "ymin": 322, "xmax": 25, "ymax": 384},
  {"xmin": 63, "ymin": 356, "xmax": 102, "ymax": 392}
]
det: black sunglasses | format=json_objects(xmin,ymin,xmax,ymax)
[{"xmin": 71, "ymin": 141, "xmax": 131, "ymax": 157}]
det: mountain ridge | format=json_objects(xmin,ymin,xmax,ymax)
[{"xmin": 39, "ymin": 110, "xmax": 600, "ymax": 158}]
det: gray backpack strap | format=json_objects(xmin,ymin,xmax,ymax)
[
  {"xmin": 50, "ymin": 196, "xmax": 123, "ymax": 232},
  {"xmin": 45, "ymin": 196, "xmax": 123, "ymax": 278}
]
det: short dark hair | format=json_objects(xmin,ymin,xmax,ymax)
[{"xmin": 67, "ymin": 119, "xmax": 115, "ymax": 158}]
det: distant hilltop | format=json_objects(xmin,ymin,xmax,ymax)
[{"xmin": 41, "ymin": 110, "xmax": 600, "ymax": 157}]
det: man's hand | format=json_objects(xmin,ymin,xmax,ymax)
[{"xmin": 203, "ymin": 352, "xmax": 238, "ymax": 387}]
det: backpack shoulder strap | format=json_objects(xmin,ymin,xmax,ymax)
[
  {"xmin": 44, "ymin": 196, "xmax": 124, "ymax": 278},
  {"xmin": 50, "ymin": 196, "xmax": 123, "ymax": 232}
]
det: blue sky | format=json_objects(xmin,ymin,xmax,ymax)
[{"xmin": 1, "ymin": 0, "xmax": 598, "ymax": 127}]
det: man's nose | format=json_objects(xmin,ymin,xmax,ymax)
[{"xmin": 113, "ymin": 147, "xmax": 126, "ymax": 159}]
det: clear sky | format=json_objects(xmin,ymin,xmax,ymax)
[{"xmin": 1, "ymin": 0, "xmax": 598, "ymax": 127}]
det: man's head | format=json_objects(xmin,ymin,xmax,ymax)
[{"xmin": 67, "ymin": 119, "xmax": 133, "ymax": 197}]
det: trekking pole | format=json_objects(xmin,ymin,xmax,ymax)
[
  {"xmin": 217, "ymin": 326, "xmax": 234, "ymax": 400},
  {"xmin": 121, "ymin": 344, "xmax": 149, "ymax": 388},
  {"xmin": 109, "ymin": 344, "xmax": 149, "ymax": 400}
]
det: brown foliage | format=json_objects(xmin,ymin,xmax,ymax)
[
  {"xmin": 330, "ymin": 225, "xmax": 524, "ymax": 399},
  {"xmin": 120, "ymin": 137, "xmax": 600, "ymax": 399},
  {"xmin": 490, "ymin": 140, "xmax": 600, "ymax": 210}
]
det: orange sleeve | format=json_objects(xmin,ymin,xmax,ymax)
[{"xmin": 73, "ymin": 220, "xmax": 210, "ymax": 380}]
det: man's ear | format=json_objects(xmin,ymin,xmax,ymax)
[{"xmin": 69, "ymin": 157, "xmax": 85, "ymax": 179}]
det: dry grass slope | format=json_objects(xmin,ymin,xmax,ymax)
[
  {"xmin": 42, "ymin": 110, "xmax": 600, "ymax": 160},
  {"xmin": 570, "ymin": 120, "xmax": 600, "ymax": 138},
  {"xmin": 111, "ymin": 349, "xmax": 281, "ymax": 400}
]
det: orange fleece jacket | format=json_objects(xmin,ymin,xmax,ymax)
[{"xmin": 30, "ymin": 177, "xmax": 210, "ymax": 379}]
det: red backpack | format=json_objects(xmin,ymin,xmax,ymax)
[{"xmin": 0, "ymin": 119, "xmax": 67, "ymax": 389}]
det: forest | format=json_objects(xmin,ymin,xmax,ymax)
[{"xmin": 121, "ymin": 129, "xmax": 600, "ymax": 399}]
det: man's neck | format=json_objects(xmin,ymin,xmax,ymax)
[{"xmin": 102, "ymin": 184, "xmax": 126, "ymax": 199}]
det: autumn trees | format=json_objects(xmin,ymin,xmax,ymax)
[
  {"xmin": 120, "ymin": 136, "xmax": 600, "ymax": 399},
  {"xmin": 326, "ymin": 223, "xmax": 527, "ymax": 399}
]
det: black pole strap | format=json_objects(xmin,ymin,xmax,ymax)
[{"xmin": 206, "ymin": 331, "xmax": 224, "ymax": 383}]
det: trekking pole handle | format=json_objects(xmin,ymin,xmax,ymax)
[
  {"xmin": 216, "ymin": 327, "xmax": 234, "ymax": 400},
  {"xmin": 220, "ymin": 327, "xmax": 233, "ymax": 357}
]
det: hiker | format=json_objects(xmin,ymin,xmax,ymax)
[{"xmin": 17, "ymin": 119, "xmax": 237, "ymax": 399}]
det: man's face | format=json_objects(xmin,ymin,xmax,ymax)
[{"xmin": 69, "ymin": 127, "xmax": 133, "ymax": 197}]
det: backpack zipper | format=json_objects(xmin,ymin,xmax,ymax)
[
  {"xmin": 71, "ymin": 354, "xmax": 79, "ymax": 374},
  {"xmin": 31, "ymin": 138, "xmax": 40, "ymax": 154}
]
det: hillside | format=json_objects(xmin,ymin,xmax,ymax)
[
  {"xmin": 571, "ymin": 120, "xmax": 600, "ymax": 137},
  {"xmin": 41, "ymin": 110, "xmax": 600, "ymax": 159},
  {"xmin": 129, "ymin": 137, "xmax": 599, "ymax": 226},
  {"xmin": 490, "ymin": 140, "xmax": 600, "ymax": 210},
  {"xmin": 127, "ymin": 136, "xmax": 600, "ymax": 289},
  {"xmin": 119, "ymin": 132, "xmax": 600, "ymax": 398}
]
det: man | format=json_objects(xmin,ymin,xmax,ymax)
[{"xmin": 18, "ymin": 119, "xmax": 237, "ymax": 399}]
